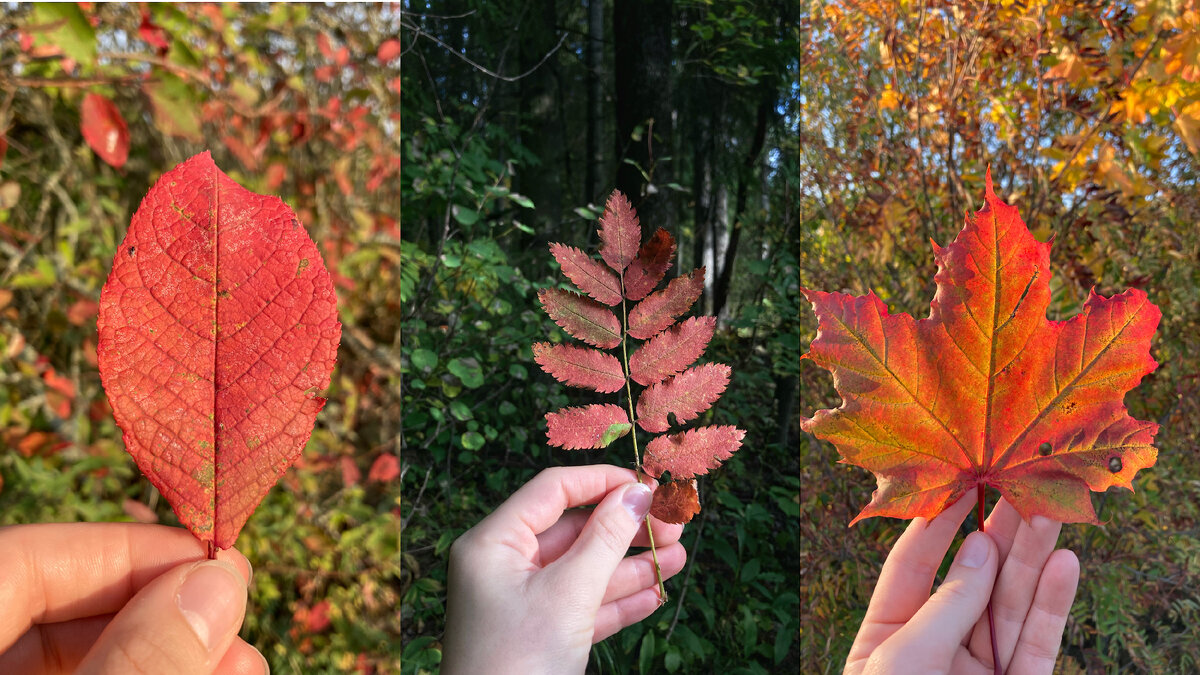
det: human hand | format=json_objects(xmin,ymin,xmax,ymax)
[
  {"xmin": 844, "ymin": 496, "xmax": 1080, "ymax": 675},
  {"xmin": 0, "ymin": 523, "xmax": 267, "ymax": 675},
  {"xmin": 441, "ymin": 465, "xmax": 687, "ymax": 674}
]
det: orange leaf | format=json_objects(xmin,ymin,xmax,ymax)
[
  {"xmin": 650, "ymin": 480, "xmax": 701, "ymax": 524},
  {"xmin": 802, "ymin": 169, "xmax": 1160, "ymax": 525}
]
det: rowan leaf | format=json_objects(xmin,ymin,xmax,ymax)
[
  {"xmin": 549, "ymin": 243, "xmax": 622, "ymax": 305},
  {"xmin": 802, "ymin": 169, "xmax": 1160, "ymax": 525},
  {"xmin": 81, "ymin": 93, "xmax": 129, "ymax": 169},
  {"xmin": 598, "ymin": 190, "xmax": 640, "ymax": 272},
  {"xmin": 623, "ymin": 228, "xmax": 676, "ymax": 301},
  {"xmin": 643, "ymin": 425, "xmax": 745, "ymax": 479},
  {"xmin": 545, "ymin": 404, "xmax": 631, "ymax": 449},
  {"xmin": 629, "ymin": 316, "xmax": 716, "ymax": 386},
  {"xmin": 650, "ymin": 480, "xmax": 701, "ymax": 524},
  {"xmin": 636, "ymin": 363, "xmax": 731, "ymax": 433},
  {"xmin": 538, "ymin": 288, "xmax": 622, "ymax": 348},
  {"xmin": 532, "ymin": 342, "xmax": 625, "ymax": 393},
  {"xmin": 627, "ymin": 268, "xmax": 705, "ymax": 339},
  {"xmin": 97, "ymin": 151, "xmax": 342, "ymax": 551}
]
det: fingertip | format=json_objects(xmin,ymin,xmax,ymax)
[{"xmin": 953, "ymin": 531, "xmax": 995, "ymax": 570}]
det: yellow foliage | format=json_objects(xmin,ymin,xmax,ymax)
[{"xmin": 879, "ymin": 85, "xmax": 900, "ymax": 111}]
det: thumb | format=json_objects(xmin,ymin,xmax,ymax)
[
  {"xmin": 76, "ymin": 558, "xmax": 249, "ymax": 675},
  {"xmin": 881, "ymin": 531, "xmax": 998, "ymax": 669},
  {"xmin": 549, "ymin": 481, "xmax": 653, "ymax": 600}
]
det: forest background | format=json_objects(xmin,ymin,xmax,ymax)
[
  {"xmin": 801, "ymin": 0, "xmax": 1200, "ymax": 672},
  {"xmin": 0, "ymin": 2, "xmax": 801, "ymax": 674}
]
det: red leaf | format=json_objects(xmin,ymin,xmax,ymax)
[
  {"xmin": 138, "ymin": 10, "xmax": 169, "ymax": 53},
  {"xmin": 550, "ymin": 243, "xmax": 621, "ymax": 306},
  {"xmin": 340, "ymin": 455, "xmax": 361, "ymax": 487},
  {"xmin": 650, "ymin": 480, "xmax": 701, "ymax": 524},
  {"xmin": 636, "ymin": 363, "xmax": 730, "ymax": 433},
  {"xmin": 317, "ymin": 32, "xmax": 334, "ymax": 59},
  {"xmin": 368, "ymin": 453, "xmax": 399, "ymax": 483},
  {"xmin": 598, "ymin": 190, "xmax": 639, "ymax": 272},
  {"xmin": 532, "ymin": 342, "xmax": 625, "ymax": 393},
  {"xmin": 627, "ymin": 268, "xmax": 705, "ymax": 340},
  {"xmin": 80, "ymin": 93, "xmax": 129, "ymax": 169},
  {"xmin": 629, "ymin": 316, "xmax": 716, "ymax": 386},
  {"xmin": 623, "ymin": 228, "xmax": 675, "ymax": 301},
  {"xmin": 546, "ymin": 404, "xmax": 630, "ymax": 449},
  {"xmin": 538, "ymin": 288, "xmax": 621, "ymax": 349},
  {"xmin": 643, "ymin": 425, "xmax": 745, "ymax": 479},
  {"xmin": 377, "ymin": 38, "xmax": 402, "ymax": 63},
  {"xmin": 802, "ymin": 169, "xmax": 1160, "ymax": 525},
  {"xmin": 97, "ymin": 151, "xmax": 342, "ymax": 550}
]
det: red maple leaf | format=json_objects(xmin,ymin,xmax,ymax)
[
  {"xmin": 97, "ymin": 151, "xmax": 342, "ymax": 552},
  {"xmin": 802, "ymin": 170, "xmax": 1160, "ymax": 525}
]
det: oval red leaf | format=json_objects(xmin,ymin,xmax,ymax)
[
  {"xmin": 642, "ymin": 425, "xmax": 745, "ymax": 480},
  {"xmin": 546, "ymin": 403, "xmax": 630, "ymax": 449},
  {"xmin": 629, "ymin": 316, "xmax": 716, "ymax": 386},
  {"xmin": 627, "ymin": 268, "xmax": 705, "ymax": 340},
  {"xmin": 81, "ymin": 93, "xmax": 130, "ymax": 169},
  {"xmin": 550, "ymin": 243, "xmax": 622, "ymax": 305},
  {"xmin": 598, "ymin": 190, "xmax": 640, "ymax": 272},
  {"xmin": 98, "ymin": 151, "xmax": 342, "ymax": 550},
  {"xmin": 532, "ymin": 342, "xmax": 625, "ymax": 393},
  {"xmin": 377, "ymin": 38, "xmax": 402, "ymax": 63},
  {"xmin": 650, "ymin": 480, "xmax": 700, "ymax": 524},
  {"xmin": 623, "ymin": 227, "xmax": 676, "ymax": 301},
  {"xmin": 636, "ymin": 363, "xmax": 731, "ymax": 433},
  {"xmin": 538, "ymin": 288, "xmax": 622, "ymax": 348}
]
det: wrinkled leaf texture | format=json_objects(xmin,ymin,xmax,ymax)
[
  {"xmin": 98, "ymin": 151, "xmax": 341, "ymax": 550},
  {"xmin": 802, "ymin": 170, "xmax": 1159, "ymax": 525},
  {"xmin": 535, "ymin": 190, "xmax": 744, "ymax": 524}
]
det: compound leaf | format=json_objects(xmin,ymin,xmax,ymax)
[
  {"xmin": 627, "ymin": 268, "xmax": 705, "ymax": 340},
  {"xmin": 629, "ymin": 316, "xmax": 716, "ymax": 386},
  {"xmin": 550, "ymin": 243, "xmax": 622, "ymax": 306}
]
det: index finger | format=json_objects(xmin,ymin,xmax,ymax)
[
  {"xmin": 847, "ymin": 494, "xmax": 975, "ymax": 664},
  {"xmin": 481, "ymin": 465, "xmax": 646, "ymax": 538},
  {"xmin": 0, "ymin": 523, "xmax": 251, "ymax": 653}
]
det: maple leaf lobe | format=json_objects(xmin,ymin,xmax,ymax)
[
  {"xmin": 802, "ymin": 172, "xmax": 1159, "ymax": 526},
  {"xmin": 98, "ymin": 151, "xmax": 342, "ymax": 550}
]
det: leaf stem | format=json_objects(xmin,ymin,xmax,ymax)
[
  {"xmin": 978, "ymin": 483, "xmax": 1001, "ymax": 675},
  {"xmin": 620, "ymin": 283, "xmax": 667, "ymax": 603}
]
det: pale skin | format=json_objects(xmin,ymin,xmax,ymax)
[
  {"xmin": 845, "ymin": 495, "xmax": 1080, "ymax": 675},
  {"xmin": 0, "ymin": 523, "xmax": 267, "ymax": 675},
  {"xmin": 442, "ymin": 465, "xmax": 687, "ymax": 675}
]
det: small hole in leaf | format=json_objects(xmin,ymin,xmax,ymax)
[
  {"xmin": 128, "ymin": 246, "xmax": 135, "ymax": 256},
  {"xmin": 1038, "ymin": 442, "xmax": 1052, "ymax": 456},
  {"xmin": 1108, "ymin": 456, "xmax": 1123, "ymax": 473}
]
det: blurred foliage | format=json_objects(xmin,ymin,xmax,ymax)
[
  {"xmin": 1, "ymin": 4, "xmax": 407, "ymax": 672},
  {"xmin": 801, "ymin": 0, "xmax": 1200, "ymax": 671},
  {"xmin": 399, "ymin": 0, "xmax": 800, "ymax": 672}
]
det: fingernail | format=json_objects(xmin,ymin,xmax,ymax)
[
  {"xmin": 623, "ymin": 483, "xmax": 653, "ymax": 520},
  {"xmin": 177, "ymin": 560, "xmax": 247, "ymax": 651},
  {"xmin": 957, "ymin": 532, "xmax": 990, "ymax": 569}
]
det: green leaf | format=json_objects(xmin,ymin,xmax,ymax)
[
  {"xmin": 452, "ymin": 205, "xmax": 479, "ymax": 226},
  {"xmin": 448, "ymin": 357, "xmax": 484, "ymax": 388},
  {"xmin": 599, "ymin": 422, "xmax": 632, "ymax": 448},
  {"xmin": 461, "ymin": 431, "xmax": 485, "ymax": 450},
  {"xmin": 411, "ymin": 348, "xmax": 437, "ymax": 371},
  {"xmin": 144, "ymin": 74, "xmax": 203, "ymax": 142},
  {"xmin": 509, "ymin": 193, "xmax": 535, "ymax": 208},
  {"xmin": 32, "ymin": 3, "xmax": 96, "ymax": 64},
  {"xmin": 449, "ymin": 400, "xmax": 472, "ymax": 421},
  {"xmin": 638, "ymin": 632, "xmax": 656, "ymax": 674}
]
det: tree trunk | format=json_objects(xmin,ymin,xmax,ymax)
[
  {"xmin": 613, "ymin": 0, "xmax": 674, "ymax": 233},
  {"xmin": 713, "ymin": 94, "xmax": 772, "ymax": 318},
  {"xmin": 585, "ymin": 0, "xmax": 603, "ymax": 206}
]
